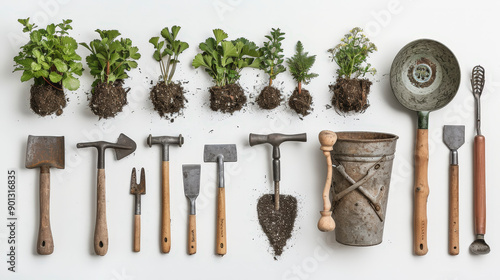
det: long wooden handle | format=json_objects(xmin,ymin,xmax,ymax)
[
  {"xmin": 474, "ymin": 135, "xmax": 486, "ymax": 235},
  {"xmin": 317, "ymin": 130, "xmax": 337, "ymax": 232},
  {"xmin": 449, "ymin": 164, "xmax": 459, "ymax": 255},
  {"xmin": 216, "ymin": 187, "xmax": 226, "ymax": 255},
  {"xmin": 188, "ymin": 214, "xmax": 196, "ymax": 255},
  {"xmin": 37, "ymin": 167, "xmax": 54, "ymax": 255},
  {"xmin": 414, "ymin": 129, "xmax": 429, "ymax": 256},
  {"xmin": 161, "ymin": 161, "xmax": 171, "ymax": 253},
  {"xmin": 95, "ymin": 168, "xmax": 108, "ymax": 256},
  {"xmin": 133, "ymin": 215, "xmax": 140, "ymax": 252}
]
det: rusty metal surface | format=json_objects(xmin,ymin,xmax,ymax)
[
  {"xmin": 25, "ymin": 135, "xmax": 65, "ymax": 169},
  {"xmin": 331, "ymin": 132, "xmax": 398, "ymax": 246}
]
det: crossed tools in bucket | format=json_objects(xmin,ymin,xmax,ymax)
[{"xmin": 317, "ymin": 130, "xmax": 386, "ymax": 232}]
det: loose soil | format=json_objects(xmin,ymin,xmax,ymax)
[
  {"xmin": 330, "ymin": 78, "xmax": 372, "ymax": 113},
  {"xmin": 257, "ymin": 194, "xmax": 297, "ymax": 257},
  {"xmin": 150, "ymin": 81, "xmax": 186, "ymax": 118},
  {"xmin": 89, "ymin": 81, "xmax": 128, "ymax": 119},
  {"xmin": 288, "ymin": 88, "xmax": 312, "ymax": 116},
  {"xmin": 209, "ymin": 84, "xmax": 247, "ymax": 113},
  {"xmin": 30, "ymin": 84, "xmax": 66, "ymax": 116},
  {"xmin": 256, "ymin": 86, "xmax": 282, "ymax": 109}
]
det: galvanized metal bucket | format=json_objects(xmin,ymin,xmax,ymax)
[{"xmin": 331, "ymin": 132, "xmax": 398, "ymax": 246}]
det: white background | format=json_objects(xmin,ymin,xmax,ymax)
[{"xmin": 1, "ymin": 0, "xmax": 499, "ymax": 279}]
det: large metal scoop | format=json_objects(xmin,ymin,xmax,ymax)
[
  {"xmin": 390, "ymin": 39, "xmax": 460, "ymax": 256},
  {"xmin": 443, "ymin": 125, "xmax": 465, "ymax": 255},
  {"xmin": 204, "ymin": 144, "xmax": 237, "ymax": 256},
  {"xmin": 26, "ymin": 135, "xmax": 65, "ymax": 255}
]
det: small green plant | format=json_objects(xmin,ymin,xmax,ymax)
[
  {"xmin": 13, "ymin": 18, "xmax": 83, "ymax": 90},
  {"xmin": 287, "ymin": 41, "xmax": 318, "ymax": 94},
  {"xmin": 192, "ymin": 29, "xmax": 261, "ymax": 87},
  {"xmin": 80, "ymin": 29, "xmax": 141, "ymax": 87},
  {"xmin": 327, "ymin": 27, "xmax": 377, "ymax": 79},
  {"xmin": 149, "ymin": 26, "xmax": 189, "ymax": 85},
  {"xmin": 259, "ymin": 28, "xmax": 286, "ymax": 87}
]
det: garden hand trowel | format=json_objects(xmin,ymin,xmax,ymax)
[
  {"xmin": 183, "ymin": 164, "xmax": 201, "ymax": 255},
  {"xmin": 443, "ymin": 125, "xmax": 465, "ymax": 255}
]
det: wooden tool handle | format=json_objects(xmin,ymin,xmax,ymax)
[
  {"xmin": 449, "ymin": 164, "xmax": 459, "ymax": 255},
  {"xmin": 474, "ymin": 135, "xmax": 486, "ymax": 235},
  {"xmin": 414, "ymin": 129, "xmax": 429, "ymax": 256},
  {"xmin": 317, "ymin": 130, "xmax": 337, "ymax": 232},
  {"xmin": 188, "ymin": 214, "xmax": 196, "ymax": 255},
  {"xmin": 216, "ymin": 187, "xmax": 226, "ymax": 255},
  {"xmin": 37, "ymin": 167, "xmax": 54, "ymax": 255},
  {"xmin": 133, "ymin": 215, "xmax": 140, "ymax": 252},
  {"xmin": 161, "ymin": 161, "xmax": 171, "ymax": 253},
  {"xmin": 95, "ymin": 168, "xmax": 108, "ymax": 256}
]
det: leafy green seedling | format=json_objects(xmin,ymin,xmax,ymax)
[
  {"xmin": 192, "ymin": 29, "xmax": 261, "ymax": 87},
  {"xmin": 80, "ymin": 30, "xmax": 141, "ymax": 88},
  {"xmin": 149, "ymin": 26, "xmax": 189, "ymax": 85},
  {"xmin": 259, "ymin": 28, "xmax": 286, "ymax": 86},
  {"xmin": 286, "ymin": 41, "xmax": 318, "ymax": 94},
  {"xmin": 328, "ymin": 27, "xmax": 377, "ymax": 79},
  {"xmin": 13, "ymin": 18, "xmax": 83, "ymax": 91}
]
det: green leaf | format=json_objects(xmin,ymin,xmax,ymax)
[
  {"xmin": 32, "ymin": 49, "xmax": 42, "ymax": 60},
  {"xmin": 178, "ymin": 42, "xmax": 189, "ymax": 54},
  {"xmin": 171, "ymin": 26, "xmax": 181, "ymax": 39},
  {"xmin": 46, "ymin": 24, "xmax": 55, "ymax": 35},
  {"xmin": 62, "ymin": 74, "xmax": 80, "ymax": 90},
  {"xmin": 192, "ymin": 53, "xmax": 210, "ymax": 69},
  {"xmin": 149, "ymin": 36, "xmax": 159, "ymax": 46},
  {"xmin": 49, "ymin": 71, "xmax": 62, "ymax": 83},
  {"xmin": 221, "ymin": 41, "xmax": 238, "ymax": 66},
  {"xmin": 127, "ymin": 61, "xmax": 138, "ymax": 68},
  {"xmin": 53, "ymin": 59, "xmax": 68, "ymax": 72},
  {"xmin": 20, "ymin": 71, "xmax": 33, "ymax": 82},
  {"xmin": 161, "ymin": 27, "xmax": 173, "ymax": 42},
  {"xmin": 31, "ymin": 62, "xmax": 41, "ymax": 71},
  {"xmin": 213, "ymin": 29, "xmax": 228, "ymax": 44}
]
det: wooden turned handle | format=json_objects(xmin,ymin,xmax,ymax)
[
  {"xmin": 133, "ymin": 215, "xmax": 140, "ymax": 252},
  {"xmin": 317, "ymin": 130, "xmax": 337, "ymax": 232},
  {"xmin": 474, "ymin": 135, "xmax": 486, "ymax": 235},
  {"xmin": 161, "ymin": 161, "xmax": 171, "ymax": 253},
  {"xmin": 37, "ymin": 167, "xmax": 54, "ymax": 255},
  {"xmin": 449, "ymin": 164, "xmax": 459, "ymax": 255},
  {"xmin": 216, "ymin": 187, "xmax": 226, "ymax": 255},
  {"xmin": 188, "ymin": 214, "xmax": 196, "ymax": 255},
  {"xmin": 95, "ymin": 168, "xmax": 108, "ymax": 256},
  {"xmin": 414, "ymin": 129, "xmax": 429, "ymax": 256}
]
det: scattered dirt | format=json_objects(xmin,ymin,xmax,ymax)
[
  {"xmin": 257, "ymin": 194, "xmax": 297, "ymax": 257},
  {"xmin": 89, "ymin": 81, "xmax": 129, "ymax": 119},
  {"xmin": 209, "ymin": 84, "xmax": 247, "ymax": 113},
  {"xmin": 288, "ymin": 87, "xmax": 312, "ymax": 116},
  {"xmin": 330, "ymin": 78, "xmax": 372, "ymax": 113},
  {"xmin": 150, "ymin": 81, "xmax": 186, "ymax": 118},
  {"xmin": 256, "ymin": 86, "xmax": 282, "ymax": 109},
  {"xmin": 30, "ymin": 84, "xmax": 66, "ymax": 116}
]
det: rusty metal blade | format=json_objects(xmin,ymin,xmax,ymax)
[{"xmin": 25, "ymin": 136, "xmax": 65, "ymax": 169}]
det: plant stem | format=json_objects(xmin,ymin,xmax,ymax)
[
  {"xmin": 269, "ymin": 78, "xmax": 272, "ymax": 87},
  {"xmin": 106, "ymin": 60, "xmax": 110, "ymax": 83},
  {"xmin": 41, "ymin": 76, "xmax": 63, "ymax": 91},
  {"xmin": 298, "ymin": 81, "xmax": 302, "ymax": 94}
]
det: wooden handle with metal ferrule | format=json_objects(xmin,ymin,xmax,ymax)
[
  {"xmin": 474, "ymin": 135, "xmax": 486, "ymax": 235},
  {"xmin": 188, "ymin": 214, "xmax": 196, "ymax": 255},
  {"xmin": 95, "ymin": 169, "xmax": 108, "ymax": 256},
  {"xmin": 161, "ymin": 161, "xmax": 171, "ymax": 253},
  {"xmin": 133, "ymin": 215, "xmax": 140, "ymax": 252},
  {"xmin": 414, "ymin": 129, "xmax": 429, "ymax": 256},
  {"xmin": 37, "ymin": 167, "xmax": 54, "ymax": 255},
  {"xmin": 216, "ymin": 187, "xmax": 226, "ymax": 255},
  {"xmin": 449, "ymin": 164, "xmax": 459, "ymax": 255}
]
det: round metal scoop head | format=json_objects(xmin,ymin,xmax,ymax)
[{"xmin": 390, "ymin": 39, "xmax": 461, "ymax": 112}]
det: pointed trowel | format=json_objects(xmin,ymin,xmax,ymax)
[{"xmin": 443, "ymin": 125, "xmax": 465, "ymax": 255}]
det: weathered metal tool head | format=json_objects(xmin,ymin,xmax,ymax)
[
  {"xmin": 443, "ymin": 125, "xmax": 465, "ymax": 151},
  {"xmin": 76, "ymin": 133, "xmax": 136, "ymax": 169},
  {"xmin": 183, "ymin": 164, "xmax": 201, "ymax": 215},
  {"xmin": 147, "ymin": 134, "xmax": 184, "ymax": 161},
  {"xmin": 26, "ymin": 136, "xmax": 65, "ymax": 169},
  {"xmin": 130, "ymin": 167, "xmax": 146, "ymax": 195},
  {"xmin": 203, "ymin": 144, "xmax": 237, "ymax": 163}
]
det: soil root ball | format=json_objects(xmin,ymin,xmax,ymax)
[
  {"xmin": 330, "ymin": 77, "xmax": 372, "ymax": 113},
  {"xmin": 90, "ymin": 81, "xmax": 128, "ymax": 119},
  {"xmin": 209, "ymin": 84, "xmax": 247, "ymax": 114},
  {"xmin": 30, "ymin": 84, "xmax": 66, "ymax": 116},
  {"xmin": 256, "ymin": 86, "xmax": 282, "ymax": 110},
  {"xmin": 288, "ymin": 87, "xmax": 312, "ymax": 116},
  {"xmin": 150, "ymin": 82, "xmax": 186, "ymax": 118},
  {"xmin": 257, "ymin": 194, "xmax": 297, "ymax": 257}
]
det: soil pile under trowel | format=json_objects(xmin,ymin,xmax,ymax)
[{"xmin": 257, "ymin": 194, "xmax": 297, "ymax": 257}]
